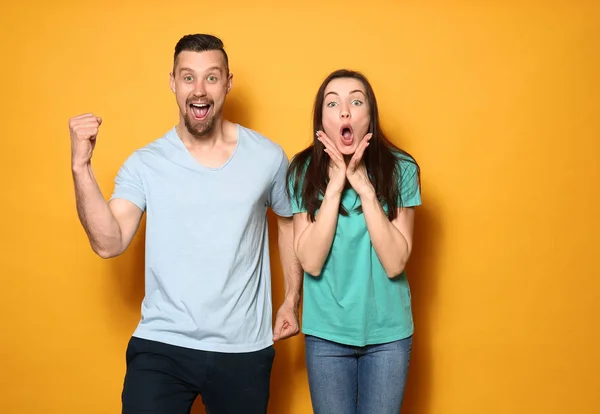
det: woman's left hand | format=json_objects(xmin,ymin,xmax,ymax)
[{"xmin": 346, "ymin": 133, "xmax": 375, "ymax": 197}]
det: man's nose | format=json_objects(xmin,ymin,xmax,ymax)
[{"xmin": 193, "ymin": 81, "xmax": 207, "ymax": 96}]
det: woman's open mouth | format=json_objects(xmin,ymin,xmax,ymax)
[{"xmin": 340, "ymin": 124, "xmax": 354, "ymax": 146}]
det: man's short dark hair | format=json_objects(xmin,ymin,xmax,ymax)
[{"xmin": 173, "ymin": 34, "xmax": 229, "ymax": 73}]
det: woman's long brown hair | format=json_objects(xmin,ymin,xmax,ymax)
[{"xmin": 287, "ymin": 69, "xmax": 420, "ymax": 222}]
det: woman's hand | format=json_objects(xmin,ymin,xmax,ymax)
[
  {"xmin": 346, "ymin": 133, "xmax": 375, "ymax": 197},
  {"xmin": 316, "ymin": 130, "xmax": 347, "ymax": 195}
]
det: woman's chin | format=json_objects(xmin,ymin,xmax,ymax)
[{"xmin": 338, "ymin": 146, "xmax": 358, "ymax": 156}]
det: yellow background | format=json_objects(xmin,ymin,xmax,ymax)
[{"xmin": 2, "ymin": 1, "xmax": 599, "ymax": 413}]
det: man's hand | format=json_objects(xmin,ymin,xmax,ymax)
[
  {"xmin": 273, "ymin": 301, "xmax": 300, "ymax": 342},
  {"xmin": 69, "ymin": 113, "xmax": 102, "ymax": 170}
]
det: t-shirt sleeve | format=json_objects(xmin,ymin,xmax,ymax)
[
  {"xmin": 399, "ymin": 158, "xmax": 422, "ymax": 208},
  {"xmin": 110, "ymin": 153, "xmax": 147, "ymax": 212},
  {"xmin": 268, "ymin": 147, "xmax": 293, "ymax": 217}
]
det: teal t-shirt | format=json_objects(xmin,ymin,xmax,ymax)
[{"xmin": 289, "ymin": 154, "xmax": 421, "ymax": 346}]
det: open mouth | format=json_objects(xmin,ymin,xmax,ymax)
[
  {"xmin": 189, "ymin": 103, "xmax": 212, "ymax": 120},
  {"xmin": 340, "ymin": 124, "xmax": 354, "ymax": 146}
]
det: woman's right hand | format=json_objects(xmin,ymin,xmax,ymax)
[{"xmin": 316, "ymin": 130, "xmax": 347, "ymax": 195}]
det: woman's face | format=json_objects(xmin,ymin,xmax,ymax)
[{"xmin": 321, "ymin": 77, "xmax": 371, "ymax": 156}]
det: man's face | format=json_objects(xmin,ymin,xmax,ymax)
[{"xmin": 170, "ymin": 50, "xmax": 232, "ymax": 137}]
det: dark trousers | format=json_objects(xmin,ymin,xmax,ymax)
[{"xmin": 121, "ymin": 336, "xmax": 275, "ymax": 414}]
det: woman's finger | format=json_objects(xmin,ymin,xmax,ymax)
[
  {"xmin": 317, "ymin": 131, "xmax": 344, "ymax": 163},
  {"xmin": 348, "ymin": 133, "xmax": 372, "ymax": 171}
]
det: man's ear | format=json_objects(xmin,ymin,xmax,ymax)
[
  {"xmin": 169, "ymin": 72, "xmax": 176, "ymax": 93},
  {"xmin": 226, "ymin": 72, "xmax": 233, "ymax": 94}
]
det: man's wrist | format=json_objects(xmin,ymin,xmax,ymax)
[
  {"xmin": 72, "ymin": 161, "xmax": 91, "ymax": 175},
  {"xmin": 283, "ymin": 293, "xmax": 301, "ymax": 309}
]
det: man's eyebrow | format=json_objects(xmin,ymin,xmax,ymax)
[
  {"xmin": 205, "ymin": 66, "xmax": 224, "ymax": 73},
  {"xmin": 178, "ymin": 66, "xmax": 224, "ymax": 74}
]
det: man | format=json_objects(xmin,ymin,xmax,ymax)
[{"xmin": 69, "ymin": 33, "xmax": 302, "ymax": 414}]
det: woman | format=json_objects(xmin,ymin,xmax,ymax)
[{"xmin": 287, "ymin": 69, "xmax": 421, "ymax": 413}]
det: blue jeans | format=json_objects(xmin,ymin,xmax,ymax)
[{"xmin": 305, "ymin": 335, "xmax": 412, "ymax": 414}]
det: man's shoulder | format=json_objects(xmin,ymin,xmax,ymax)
[
  {"xmin": 120, "ymin": 128, "xmax": 176, "ymax": 168},
  {"xmin": 238, "ymin": 124, "xmax": 285, "ymax": 156},
  {"xmin": 138, "ymin": 127, "xmax": 176, "ymax": 153}
]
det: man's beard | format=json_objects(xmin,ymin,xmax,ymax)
[
  {"xmin": 184, "ymin": 110, "xmax": 217, "ymax": 138},
  {"xmin": 183, "ymin": 100, "xmax": 222, "ymax": 138}
]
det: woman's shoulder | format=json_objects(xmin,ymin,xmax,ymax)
[
  {"xmin": 391, "ymin": 150, "xmax": 419, "ymax": 173},
  {"xmin": 289, "ymin": 148, "xmax": 313, "ymax": 176}
]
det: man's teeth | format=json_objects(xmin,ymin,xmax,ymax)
[{"xmin": 191, "ymin": 104, "xmax": 209, "ymax": 108}]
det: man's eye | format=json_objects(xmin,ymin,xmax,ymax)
[{"xmin": 184, "ymin": 76, "xmax": 193, "ymax": 82}]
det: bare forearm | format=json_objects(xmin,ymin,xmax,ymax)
[
  {"xmin": 360, "ymin": 191, "xmax": 410, "ymax": 278},
  {"xmin": 278, "ymin": 224, "xmax": 303, "ymax": 307},
  {"xmin": 296, "ymin": 189, "xmax": 341, "ymax": 276},
  {"xmin": 72, "ymin": 164, "xmax": 123, "ymax": 258}
]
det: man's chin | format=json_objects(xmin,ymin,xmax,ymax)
[{"xmin": 184, "ymin": 116, "xmax": 215, "ymax": 137}]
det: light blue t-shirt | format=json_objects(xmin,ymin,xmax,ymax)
[
  {"xmin": 289, "ymin": 154, "xmax": 421, "ymax": 346},
  {"xmin": 110, "ymin": 124, "xmax": 291, "ymax": 353}
]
